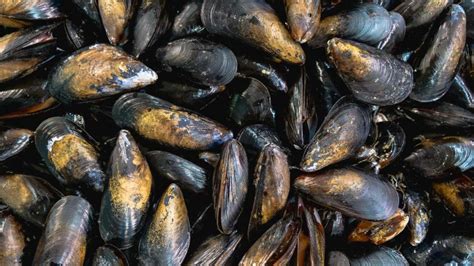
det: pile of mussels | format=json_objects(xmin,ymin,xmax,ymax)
[{"xmin": 0, "ymin": 0, "xmax": 473, "ymax": 265}]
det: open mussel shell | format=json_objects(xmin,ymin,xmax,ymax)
[
  {"xmin": 432, "ymin": 174, "xmax": 473, "ymax": 218},
  {"xmin": 248, "ymin": 143, "xmax": 290, "ymax": 237},
  {"xmin": 131, "ymin": 0, "xmax": 171, "ymax": 57},
  {"xmin": 403, "ymin": 235, "xmax": 474, "ymax": 265},
  {"xmin": 155, "ymin": 38, "xmax": 237, "ymax": 86},
  {"xmin": 404, "ymin": 136, "xmax": 474, "ymax": 178},
  {"xmin": 152, "ymin": 80, "xmax": 225, "ymax": 110},
  {"xmin": 0, "ymin": 76, "xmax": 58, "ymax": 119},
  {"xmin": 240, "ymin": 215, "xmax": 301, "ymax": 265},
  {"xmin": 348, "ymin": 209, "xmax": 409, "ymax": 245},
  {"xmin": 35, "ymin": 116, "xmax": 105, "ymax": 193},
  {"xmin": 445, "ymin": 74, "xmax": 474, "ymax": 110},
  {"xmin": 393, "ymin": 0, "xmax": 452, "ymax": 30},
  {"xmin": 0, "ymin": 208, "xmax": 25, "ymax": 266},
  {"xmin": 351, "ymin": 246, "xmax": 409, "ymax": 266},
  {"xmin": 0, "ymin": 128, "xmax": 33, "ymax": 161},
  {"xmin": 328, "ymin": 251, "xmax": 350, "ymax": 266},
  {"xmin": 185, "ymin": 231, "xmax": 242, "ymax": 265},
  {"xmin": 0, "ymin": 174, "xmax": 62, "ymax": 227},
  {"xmin": 201, "ymin": 0, "xmax": 305, "ymax": 64},
  {"xmin": 33, "ymin": 196, "xmax": 93, "ymax": 266},
  {"xmin": 285, "ymin": 68, "xmax": 317, "ymax": 150},
  {"xmin": 146, "ymin": 150, "xmax": 207, "ymax": 194},
  {"xmin": 0, "ymin": 25, "xmax": 57, "ymax": 84},
  {"xmin": 237, "ymin": 124, "xmax": 284, "ymax": 160},
  {"xmin": 309, "ymin": 3, "xmax": 393, "ymax": 48},
  {"xmin": 47, "ymin": 44, "xmax": 158, "ymax": 104},
  {"xmin": 0, "ymin": 0, "xmax": 62, "ymax": 28},
  {"xmin": 112, "ymin": 92, "xmax": 233, "ymax": 150},
  {"xmin": 410, "ymin": 4, "xmax": 466, "ymax": 102},
  {"xmin": 228, "ymin": 77, "xmax": 276, "ymax": 127},
  {"xmin": 284, "ymin": 0, "xmax": 321, "ymax": 43},
  {"xmin": 376, "ymin": 11, "xmax": 406, "ymax": 53},
  {"xmin": 327, "ymin": 38, "xmax": 414, "ymax": 106},
  {"xmin": 300, "ymin": 96, "xmax": 371, "ymax": 172},
  {"xmin": 295, "ymin": 167, "xmax": 399, "ymax": 221},
  {"xmin": 400, "ymin": 101, "xmax": 474, "ymax": 128},
  {"xmin": 237, "ymin": 55, "xmax": 289, "ymax": 93},
  {"xmin": 405, "ymin": 190, "xmax": 430, "ymax": 246},
  {"xmin": 99, "ymin": 130, "xmax": 152, "ymax": 249},
  {"xmin": 213, "ymin": 139, "xmax": 248, "ymax": 234},
  {"xmin": 92, "ymin": 245, "xmax": 128, "ymax": 266},
  {"xmin": 138, "ymin": 183, "xmax": 190, "ymax": 265},
  {"xmin": 170, "ymin": 0, "xmax": 205, "ymax": 40},
  {"xmin": 98, "ymin": 0, "xmax": 135, "ymax": 45}
]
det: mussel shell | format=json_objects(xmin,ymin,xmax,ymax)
[
  {"xmin": 445, "ymin": 74, "xmax": 474, "ymax": 110},
  {"xmin": 294, "ymin": 167, "xmax": 399, "ymax": 221},
  {"xmin": 185, "ymin": 231, "xmax": 242, "ymax": 265},
  {"xmin": 228, "ymin": 77, "xmax": 276, "ymax": 127},
  {"xmin": 98, "ymin": 0, "xmax": 135, "ymax": 45},
  {"xmin": 405, "ymin": 190, "xmax": 430, "ymax": 246},
  {"xmin": 327, "ymin": 38, "xmax": 414, "ymax": 106},
  {"xmin": 309, "ymin": 3, "xmax": 393, "ymax": 48},
  {"xmin": 284, "ymin": 0, "xmax": 321, "ymax": 43},
  {"xmin": 0, "ymin": 209, "xmax": 25, "ymax": 266},
  {"xmin": 146, "ymin": 150, "xmax": 208, "ymax": 194},
  {"xmin": 48, "ymin": 44, "xmax": 158, "ymax": 104},
  {"xmin": 112, "ymin": 92, "xmax": 233, "ymax": 150},
  {"xmin": 131, "ymin": 0, "xmax": 171, "ymax": 56},
  {"xmin": 0, "ymin": 174, "xmax": 62, "ymax": 227},
  {"xmin": 71, "ymin": 0, "xmax": 102, "ymax": 26},
  {"xmin": 138, "ymin": 183, "xmax": 190, "ymax": 265},
  {"xmin": 348, "ymin": 209, "xmax": 409, "ymax": 245},
  {"xmin": 237, "ymin": 55, "xmax": 289, "ymax": 93},
  {"xmin": 33, "ymin": 196, "xmax": 93, "ymax": 266},
  {"xmin": 0, "ymin": 0, "xmax": 62, "ymax": 28},
  {"xmin": 239, "ymin": 215, "xmax": 301, "ymax": 265},
  {"xmin": 313, "ymin": 59, "xmax": 345, "ymax": 119},
  {"xmin": 404, "ymin": 136, "xmax": 474, "ymax": 178},
  {"xmin": 35, "ymin": 116, "xmax": 105, "ymax": 193},
  {"xmin": 351, "ymin": 246, "xmax": 409, "ymax": 266},
  {"xmin": 201, "ymin": 0, "xmax": 305, "ymax": 64},
  {"xmin": 92, "ymin": 245, "xmax": 128, "ymax": 266},
  {"xmin": 99, "ymin": 130, "xmax": 152, "ymax": 249},
  {"xmin": 328, "ymin": 251, "xmax": 350, "ymax": 266},
  {"xmin": 284, "ymin": 68, "xmax": 318, "ymax": 150},
  {"xmin": 298, "ymin": 204, "xmax": 325, "ymax": 265},
  {"xmin": 300, "ymin": 96, "xmax": 371, "ymax": 172},
  {"xmin": 237, "ymin": 124, "xmax": 283, "ymax": 160},
  {"xmin": 400, "ymin": 102, "xmax": 474, "ymax": 128},
  {"xmin": 393, "ymin": 0, "xmax": 452, "ymax": 29},
  {"xmin": 0, "ymin": 128, "xmax": 33, "ymax": 161},
  {"xmin": 376, "ymin": 11, "xmax": 406, "ymax": 53},
  {"xmin": 410, "ymin": 4, "xmax": 466, "ymax": 102},
  {"xmin": 213, "ymin": 139, "xmax": 248, "ymax": 234},
  {"xmin": 432, "ymin": 174, "xmax": 473, "ymax": 217},
  {"xmin": 170, "ymin": 0, "xmax": 205, "ymax": 40},
  {"xmin": 462, "ymin": 0, "xmax": 474, "ymax": 40},
  {"xmin": 248, "ymin": 143, "xmax": 290, "ymax": 237}
]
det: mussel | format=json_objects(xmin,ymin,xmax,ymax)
[
  {"xmin": 445, "ymin": 74, "xmax": 474, "ymax": 110},
  {"xmin": 393, "ymin": 0, "xmax": 452, "ymax": 30},
  {"xmin": 138, "ymin": 183, "xmax": 190, "ymax": 265},
  {"xmin": 98, "ymin": 0, "xmax": 135, "ymax": 45},
  {"xmin": 351, "ymin": 246, "xmax": 409, "ymax": 266},
  {"xmin": 0, "ymin": 0, "xmax": 62, "ymax": 28},
  {"xmin": 248, "ymin": 143, "xmax": 290, "ymax": 236},
  {"xmin": 112, "ymin": 92, "xmax": 233, "ymax": 150},
  {"xmin": 71, "ymin": 0, "xmax": 102, "ymax": 26},
  {"xmin": 213, "ymin": 139, "xmax": 248, "ymax": 234},
  {"xmin": 155, "ymin": 38, "xmax": 237, "ymax": 86},
  {"xmin": 300, "ymin": 97, "xmax": 370, "ymax": 172},
  {"xmin": 237, "ymin": 124, "xmax": 284, "ymax": 160},
  {"xmin": 0, "ymin": 128, "xmax": 33, "ymax": 161},
  {"xmin": 409, "ymin": 4, "xmax": 466, "ymax": 102},
  {"xmin": 0, "ymin": 174, "xmax": 62, "ymax": 227},
  {"xmin": 236, "ymin": 55, "xmax": 289, "ymax": 93},
  {"xmin": 33, "ymin": 196, "xmax": 93, "ymax": 266},
  {"xmin": 92, "ymin": 245, "xmax": 128, "ymax": 266},
  {"xmin": 185, "ymin": 231, "xmax": 242, "ymax": 265},
  {"xmin": 0, "ymin": 208, "xmax": 25, "ymax": 266},
  {"xmin": 147, "ymin": 150, "xmax": 208, "ymax": 194},
  {"xmin": 170, "ymin": 0, "xmax": 205, "ymax": 40},
  {"xmin": 432, "ymin": 174, "xmax": 473, "ymax": 217},
  {"xmin": 35, "ymin": 116, "xmax": 105, "ymax": 193},
  {"xmin": 328, "ymin": 251, "xmax": 350, "ymax": 266},
  {"xmin": 99, "ymin": 130, "xmax": 152, "ymax": 249},
  {"xmin": 47, "ymin": 44, "xmax": 158, "ymax": 104},
  {"xmin": 296, "ymin": 202, "xmax": 325, "ymax": 265},
  {"xmin": 284, "ymin": 0, "xmax": 321, "ymax": 43},
  {"xmin": 201, "ymin": 0, "xmax": 305, "ymax": 64},
  {"xmin": 404, "ymin": 136, "xmax": 474, "ymax": 178},
  {"xmin": 405, "ymin": 190, "xmax": 430, "ymax": 246},
  {"xmin": 295, "ymin": 167, "xmax": 399, "ymax": 220},
  {"xmin": 327, "ymin": 38, "xmax": 414, "ymax": 106},
  {"xmin": 376, "ymin": 11, "xmax": 406, "ymax": 52},
  {"xmin": 399, "ymin": 101, "xmax": 474, "ymax": 128}
]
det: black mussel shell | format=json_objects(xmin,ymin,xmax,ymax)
[
  {"xmin": 146, "ymin": 150, "xmax": 208, "ymax": 194},
  {"xmin": 0, "ymin": 209, "xmax": 25, "ymax": 265},
  {"xmin": 112, "ymin": 92, "xmax": 233, "ymax": 150},
  {"xmin": 98, "ymin": 0, "xmax": 135, "ymax": 45},
  {"xmin": 376, "ymin": 11, "xmax": 406, "ymax": 53},
  {"xmin": 296, "ymin": 203, "xmax": 325, "ymax": 265},
  {"xmin": 351, "ymin": 246, "xmax": 409, "ymax": 266},
  {"xmin": 445, "ymin": 74, "xmax": 474, "ymax": 110},
  {"xmin": 0, "ymin": 0, "xmax": 62, "ymax": 28},
  {"xmin": 462, "ymin": 0, "xmax": 474, "ymax": 40},
  {"xmin": 237, "ymin": 55, "xmax": 289, "ymax": 93},
  {"xmin": 99, "ymin": 130, "xmax": 152, "ymax": 249},
  {"xmin": 33, "ymin": 196, "xmax": 93, "ymax": 266},
  {"xmin": 170, "ymin": 0, "xmax": 205, "ymax": 40},
  {"xmin": 405, "ymin": 190, "xmax": 430, "ymax": 246},
  {"xmin": 138, "ymin": 183, "xmax": 190, "ymax": 265},
  {"xmin": 400, "ymin": 101, "xmax": 474, "ymax": 128},
  {"xmin": 0, "ymin": 128, "xmax": 33, "ymax": 161},
  {"xmin": 313, "ymin": 59, "xmax": 345, "ymax": 119},
  {"xmin": 185, "ymin": 231, "xmax": 242, "ymax": 265},
  {"xmin": 393, "ymin": 0, "xmax": 452, "ymax": 30},
  {"xmin": 295, "ymin": 167, "xmax": 399, "ymax": 221},
  {"xmin": 284, "ymin": 0, "xmax": 321, "ymax": 43},
  {"xmin": 71, "ymin": 0, "xmax": 102, "ymax": 26},
  {"xmin": 327, "ymin": 38, "xmax": 414, "ymax": 106},
  {"xmin": 237, "ymin": 124, "xmax": 284, "ymax": 160},
  {"xmin": 92, "ymin": 245, "xmax": 128, "ymax": 266}
]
